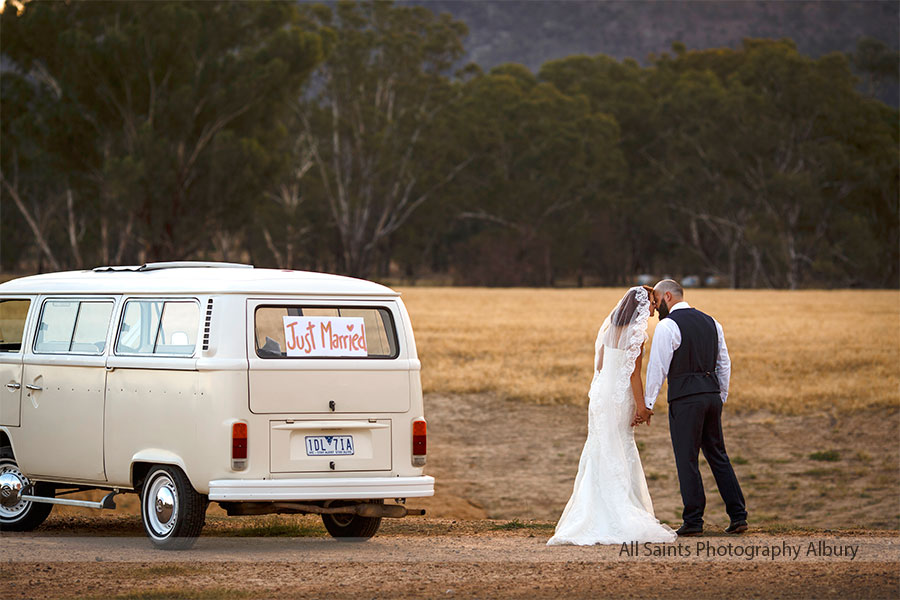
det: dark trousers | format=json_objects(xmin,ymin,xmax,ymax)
[{"xmin": 668, "ymin": 392, "xmax": 747, "ymax": 527}]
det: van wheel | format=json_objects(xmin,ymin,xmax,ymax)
[
  {"xmin": 0, "ymin": 446, "xmax": 54, "ymax": 532},
  {"xmin": 321, "ymin": 500, "xmax": 382, "ymax": 540},
  {"xmin": 139, "ymin": 465, "xmax": 206, "ymax": 550}
]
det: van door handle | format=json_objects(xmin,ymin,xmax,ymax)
[
  {"xmin": 25, "ymin": 384, "xmax": 42, "ymax": 391},
  {"xmin": 5, "ymin": 383, "xmax": 20, "ymax": 391}
]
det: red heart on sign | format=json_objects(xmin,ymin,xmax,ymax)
[{"xmin": 347, "ymin": 324, "xmax": 354, "ymax": 331}]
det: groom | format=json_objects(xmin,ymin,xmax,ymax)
[{"xmin": 635, "ymin": 279, "xmax": 748, "ymax": 536}]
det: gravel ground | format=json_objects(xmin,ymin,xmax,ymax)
[
  {"xmin": 4, "ymin": 393, "xmax": 897, "ymax": 598},
  {"xmin": 2, "ymin": 523, "xmax": 898, "ymax": 599}
]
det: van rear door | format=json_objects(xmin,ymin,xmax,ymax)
[
  {"xmin": 247, "ymin": 300, "xmax": 410, "ymax": 415},
  {"xmin": 247, "ymin": 300, "xmax": 409, "ymax": 473}
]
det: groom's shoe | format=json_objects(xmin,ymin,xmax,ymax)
[
  {"xmin": 675, "ymin": 524, "xmax": 703, "ymax": 537},
  {"xmin": 725, "ymin": 520, "xmax": 748, "ymax": 534}
]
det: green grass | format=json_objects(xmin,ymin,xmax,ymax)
[
  {"xmin": 809, "ymin": 450, "xmax": 841, "ymax": 462},
  {"xmin": 489, "ymin": 519, "xmax": 555, "ymax": 531},
  {"xmin": 732, "ymin": 455, "xmax": 749, "ymax": 465}
]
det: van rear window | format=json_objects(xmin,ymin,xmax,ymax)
[{"xmin": 254, "ymin": 306, "xmax": 398, "ymax": 359}]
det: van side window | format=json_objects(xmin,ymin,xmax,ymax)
[
  {"xmin": 118, "ymin": 300, "xmax": 163, "ymax": 354},
  {"xmin": 156, "ymin": 302, "xmax": 199, "ymax": 354},
  {"xmin": 70, "ymin": 302, "xmax": 114, "ymax": 353},
  {"xmin": 0, "ymin": 299, "xmax": 31, "ymax": 352},
  {"xmin": 34, "ymin": 300, "xmax": 114, "ymax": 355},
  {"xmin": 116, "ymin": 300, "xmax": 199, "ymax": 357},
  {"xmin": 255, "ymin": 306, "xmax": 398, "ymax": 359}
]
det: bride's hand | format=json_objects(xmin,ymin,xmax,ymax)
[{"xmin": 633, "ymin": 405, "xmax": 653, "ymax": 426}]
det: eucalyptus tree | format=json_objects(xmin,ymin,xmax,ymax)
[
  {"xmin": 294, "ymin": 0, "xmax": 470, "ymax": 277},
  {"xmin": 657, "ymin": 39, "xmax": 897, "ymax": 289},
  {"xmin": 538, "ymin": 54, "xmax": 662, "ymax": 282},
  {"xmin": 449, "ymin": 63, "xmax": 625, "ymax": 286},
  {"xmin": 1, "ymin": 1, "xmax": 322, "ymax": 268}
]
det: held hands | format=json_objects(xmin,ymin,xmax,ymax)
[{"xmin": 632, "ymin": 405, "xmax": 653, "ymax": 427}]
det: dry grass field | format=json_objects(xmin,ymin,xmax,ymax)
[
  {"xmin": 3, "ymin": 274, "xmax": 896, "ymax": 413},
  {"xmin": 399, "ymin": 288, "xmax": 900, "ymax": 414},
  {"xmin": 5, "ymin": 284, "xmax": 899, "ymax": 532}
]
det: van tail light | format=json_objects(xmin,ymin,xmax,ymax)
[
  {"xmin": 232, "ymin": 422, "xmax": 248, "ymax": 470},
  {"xmin": 412, "ymin": 418, "xmax": 426, "ymax": 467}
]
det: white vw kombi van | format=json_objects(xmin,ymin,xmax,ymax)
[{"xmin": 0, "ymin": 263, "xmax": 432, "ymax": 549}]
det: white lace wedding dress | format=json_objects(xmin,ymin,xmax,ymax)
[{"xmin": 548, "ymin": 287, "xmax": 676, "ymax": 546}]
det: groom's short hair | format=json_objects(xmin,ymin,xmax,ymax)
[{"xmin": 655, "ymin": 279, "xmax": 684, "ymax": 299}]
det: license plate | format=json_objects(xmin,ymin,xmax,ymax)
[{"xmin": 305, "ymin": 435, "xmax": 354, "ymax": 456}]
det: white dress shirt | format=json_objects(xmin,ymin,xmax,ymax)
[{"xmin": 644, "ymin": 301, "xmax": 731, "ymax": 409}]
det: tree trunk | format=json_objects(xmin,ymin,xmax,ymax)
[
  {"xmin": 544, "ymin": 243, "xmax": 554, "ymax": 287},
  {"xmin": 1, "ymin": 173, "xmax": 61, "ymax": 271},
  {"xmin": 66, "ymin": 188, "xmax": 84, "ymax": 269},
  {"xmin": 729, "ymin": 241, "xmax": 739, "ymax": 289},
  {"xmin": 100, "ymin": 216, "xmax": 110, "ymax": 266}
]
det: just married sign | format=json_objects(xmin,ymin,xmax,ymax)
[{"xmin": 282, "ymin": 316, "xmax": 368, "ymax": 357}]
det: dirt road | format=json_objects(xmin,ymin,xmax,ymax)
[
  {"xmin": 2, "ymin": 524, "xmax": 898, "ymax": 599},
  {"xmin": 416, "ymin": 394, "xmax": 899, "ymax": 529},
  {"xmin": 5, "ymin": 393, "xmax": 898, "ymax": 598}
]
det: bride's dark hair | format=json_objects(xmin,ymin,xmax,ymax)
[
  {"xmin": 611, "ymin": 288, "xmax": 642, "ymax": 326},
  {"xmin": 597, "ymin": 286, "xmax": 650, "ymax": 362}
]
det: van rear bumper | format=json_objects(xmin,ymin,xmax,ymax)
[{"xmin": 207, "ymin": 475, "xmax": 434, "ymax": 502}]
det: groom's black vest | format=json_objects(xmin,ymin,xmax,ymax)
[{"xmin": 666, "ymin": 308, "xmax": 720, "ymax": 402}]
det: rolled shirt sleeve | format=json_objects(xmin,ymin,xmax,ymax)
[
  {"xmin": 644, "ymin": 319, "xmax": 679, "ymax": 409},
  {"xmin": 714, "ymin": 319, "xmax": 731, "ymax": 403}
]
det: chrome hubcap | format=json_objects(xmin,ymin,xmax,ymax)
[
  {"xmin": 145, "ymin": 473, "xmax": 178, "ymax": 537},
  {"xmin": 0, "ymin": 462, "xmax": 30, "ymax": 518},
  {"xmin": 155, "ymin": 486, "xmax": 175, "ymax": 524}
]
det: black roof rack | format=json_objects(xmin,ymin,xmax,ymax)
[{"xmin": 92, "ymin": 261, "xmax": 254, "ymax": 272}]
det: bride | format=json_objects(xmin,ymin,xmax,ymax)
[{"xmin": 548, "ymin": 286, "xmax": 676, "ymax": 545}]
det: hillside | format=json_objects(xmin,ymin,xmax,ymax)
[{"xmin": 415, "ymin": 0, "xmax": 898, "ymax": 69}]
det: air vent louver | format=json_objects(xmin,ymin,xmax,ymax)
[{"xmin": 202, "ymin": 299, "xmax": 213, "ymax": 350}]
